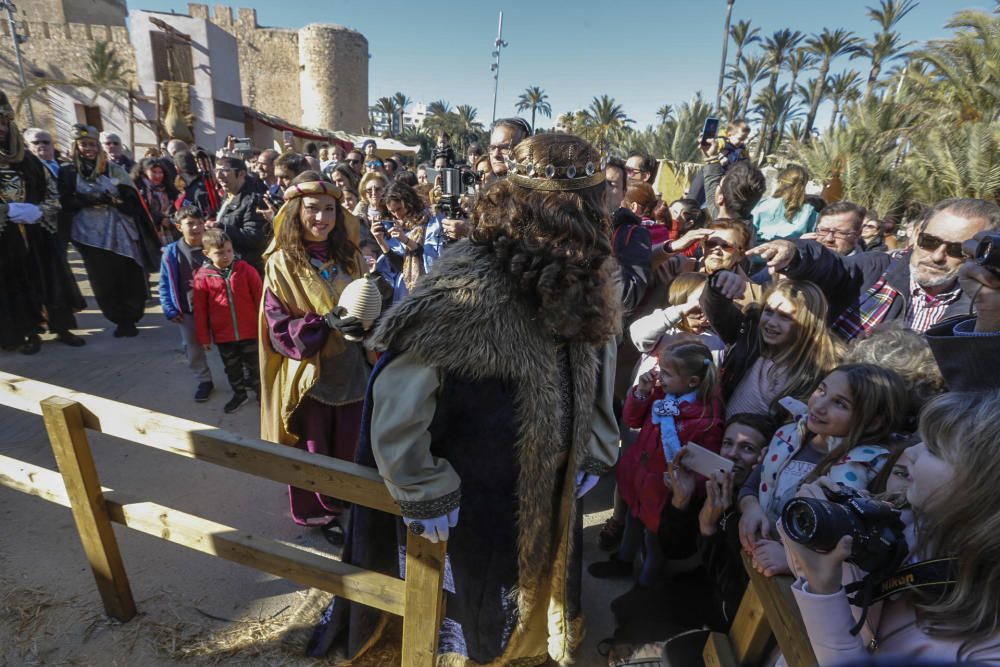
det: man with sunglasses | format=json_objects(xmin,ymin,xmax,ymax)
[
  {"xmin": 100, "ymin": 132, "xmax": 134, "ymax": 172},
  {"xmin": 344, "ymin": 150, "xmax": 365, "ymax": 176},
  {"xmin": 747, "ymin": 198, "xmax": 1000, "ymax": 340},
  {"xmin": 210, "ymin": 157, "xmax": 270, "ymax": 276}
]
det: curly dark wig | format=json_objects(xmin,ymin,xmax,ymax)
[{"xmin": 469, "ymin": 134, "xmax": 621, "ymax": 344}]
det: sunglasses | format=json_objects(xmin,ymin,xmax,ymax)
[
  {"xmin": 366, "ymin": 161, "xmax": 383, "ymax": 168},
  {"xmin": 704, "ymin": 238, "xmax": 736, "ymax": 251},
  {"xmin": 347, "ymin": 159, "xmax": 361, "ymax": 165},
  {"xmin": 916, "ymin": 232, "xmax": 965, "ymax": 259},
  {"xmin": 30, "ymin": 140, "xmax": 51, "ymax": 145}
]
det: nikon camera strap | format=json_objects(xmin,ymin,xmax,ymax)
[{"xmin": 865, "ymin": 557, "xmax": 958, "ymax": 604}]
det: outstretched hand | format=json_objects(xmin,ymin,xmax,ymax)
[{"xmin": 746, "ymin": 239, "xmax": 797, "ymax": 272}]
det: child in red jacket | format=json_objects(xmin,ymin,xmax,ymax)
[
  {"xmin": 194, "ymin": 230, "xmax": 263, "ymax": 413},
  {"xmin": 590, "ymin": 339, "xmax": 724, "ymax": 586}
]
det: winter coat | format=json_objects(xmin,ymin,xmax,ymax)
[
  {"xmin": 618, "ymin": 386, "xmax": 724, "ymax": 532},
  {"xmin": 214, "ymin": 182, "xmax": 271, "ymax": 274},
  {"xmin": 193, "ymin": 259, "xmax": 263, "ymax": 345}
]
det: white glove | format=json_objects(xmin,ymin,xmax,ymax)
[
  {"xmin": 7, "ymin": 202, "xmax": 42, "ymax": 224},
  {"xmin": 575, "ymin": 471, "xmax": 601, "ymax": 499},
  {"xmin": 403, "ymin": 507, "xmax": 459, "ymax": 543}
]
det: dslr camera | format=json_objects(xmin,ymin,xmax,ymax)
[
  {"xmin": 781, "ymin": 483, "xmax": 907, "ymax": 575},
  {"xmin": 975, "ymin": 233, "xmax": 1000, "ymax": 274}
]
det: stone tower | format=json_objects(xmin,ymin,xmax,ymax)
[{"xmin": 298, "ymin": 24, "xmax": 368, "ymax": 134}]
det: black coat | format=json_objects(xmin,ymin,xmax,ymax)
[
  {"xmin": 925, "ymin": 316, "xmax": 1000, "ymax": 393},
  {"xmin": 214, "ymin": 182, "xmax": 271, "ymax": 274}
]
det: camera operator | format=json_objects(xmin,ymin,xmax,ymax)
[
  {"xmin": 779, "ymin": 391, "xmax": 1000, "ymax": 665},
  {"xmin": 371, "ymin": 180, "xmax": 445, "ymax": 305},
  {"xmin": 430, "ymin": 148, "xmax": 474, "ymax": 241},
  {"xmin": 925, "ymin": 230, "xmax": 1000, "ymax": 392}
]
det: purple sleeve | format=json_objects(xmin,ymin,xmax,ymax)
[{"xmin": 264, "ymin": 288, "xmax": 330, "ymax": 360}]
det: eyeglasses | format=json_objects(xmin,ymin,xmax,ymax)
[
  {"xmin": 625, "ymin": 167, "xmax": 642, "ymax": 175},
  {"xmin": 815, "ymin": 226, "xmax": 857, "ymax": 239},
  {"xmin": 30, "ymin": 140, "xmax": 51, "ymax": 145},
  {"xmin": 861, "ymin": 222, "xmax": 880, "ymax": 231},
  {"xmin": 916, "ymin": 232, "xmax": 965, "ymax": 259},
  {"xmin": 704, "ymin": 238, "xmax": 736, "ymax": 251},
  {"xmin": 488, "ymin": 142, "xmax": 513, "ymax": 153}
]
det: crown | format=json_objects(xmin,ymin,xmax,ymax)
[{"xmin": 505, "ymin": 145, "xmax": 607, "ymax": 192}]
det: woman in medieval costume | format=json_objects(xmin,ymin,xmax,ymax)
[
  {"xmin": 308, "ymin": 134, "xmax": 621, "ymax": 665},
  {"xmin": 259, "ymin": 173, "xmax": 373, "ymax": 528},
  {"xmin": 58, "ymin": 124, "xmax": 160, "ymax": 337},
  {"xmin": 0, "ymin": 90, "xmax": 84, "ymax": 354}
]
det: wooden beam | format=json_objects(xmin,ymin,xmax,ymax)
[
  {"xmin": 741, "ymin": 553, "xmax": 817, "ymax": 667},
  {"xmin": 0, "ymin": 372, "xmax": 399, "ymax": 515},
  {"xmin": 41, "ymin": 397, "xmax": 137, "ymax": 622},
  {"xmin": 0, "ymin": 455, "xmax": 406, "ymax": 616},
  {"xmin": 729, "ymin": 579, "xmax": 773, "ymax": 664},
  {"xmin": 400, "ymin": 533, "xmax": 447, "ymax": 666},
  {"xmin": 703, "ymin": 631, "xmax": 739, "ymax": 667}
]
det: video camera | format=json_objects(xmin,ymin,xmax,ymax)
[{"xmin": 438, "ymin": 166, "xmax": 477, "ymax": 219}]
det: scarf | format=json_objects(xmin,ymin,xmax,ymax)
[
  {"xmin": 398, "ymin": 209, "xmax": 430, "ymax": 293},
  {"xmin": 651, "ymin": 390, "xmax": 697, "ymax": 463}
]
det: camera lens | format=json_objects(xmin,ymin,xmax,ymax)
[
  {"xmin": 782, "ymin": 497, "xmax": 863, "ymax": 552},
  {"xmin": 976, "ymin": 237, "xmax": 996, "ymax": 265}
]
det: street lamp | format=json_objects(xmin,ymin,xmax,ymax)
[
  {"xmin": 1, "ymin": 1, "xmax": 35, "ymax": 125},
  {"xmin": 490, "ymin": 11, "xmax": 508, "ymax": 125}
]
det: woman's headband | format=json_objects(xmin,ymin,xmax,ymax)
[{"xmin": 282, "ymin": 180, "xmax": 342, "ymax": 202}]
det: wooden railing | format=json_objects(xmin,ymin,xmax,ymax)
[
  {"xmin": 702, "ymin": 553, "xmax": 818, "ymax": 667},
  {"xmin": 0, "ymin": 371, "xmax": 446, "ymax": 665}
]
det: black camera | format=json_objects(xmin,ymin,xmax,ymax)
[
  {"xmin": 781, "ymin": 483, "xmax": 906, "ymax": 575},
  {"xmin": 975, "ymin": 233, "xmax": 1000, "ymax": 274},
  {"xmin": 438, "ymin": 167, "xmax": 476, "ymax": 220}
]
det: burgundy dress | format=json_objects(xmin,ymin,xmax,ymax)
[{"xmin": 263, "ymin": 242, "xmax": 365, "ymax": 525}]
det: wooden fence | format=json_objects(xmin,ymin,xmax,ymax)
[{"xmin": 0, "ymin": 371, "xmax": 446, "ymax": 665}]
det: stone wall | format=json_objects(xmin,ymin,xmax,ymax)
[
  {"xmin": 0, "ymin": 16, "xmax": 135, "ymax": 139},
  {"xmin": 190, "ymin": 3, "xmax": 369, "ymax": 134}
]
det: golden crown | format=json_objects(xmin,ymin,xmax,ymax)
[{"xmin": 505, "ymin": 150, "xmax": 607, "ymax": 192}]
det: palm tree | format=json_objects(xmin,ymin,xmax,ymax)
[
  {"xmin": 855, "ymin": 0, "xmax": 918, "ymax": 99},
  {"xmin": 762, "ymin": 29, "xmax": 805, "ymax": 93},
  {"xmin": 580, "ymin": 94, "xmax": 634, "ymax": 153},
  {"xmin": 729, "ymin": 20, "xmax": 762, "ymax": 77},
  {"xmin": 392, "ymin": 91, "xmax": 411, "ymax": 134},
  {"xmin": 729, "ymin": 54, "xmax": 769, "ymax": 118},
  {"xmin": 454, "ymin": 104, "xmax": 484, "ymax": 150},
  {"xmin": 803, "ymin": 28, "xmax": 862, "ymax": 140},
  {"xmin": 19, "ymin": 40, "xmax": 133, "ymax": 115},
  {"xmin": 826, "ymin": 70, "xmax": 863, "ymax": 133},
  {"xmin": 423, "ymin": 99, "xmax": 452, "ymax": 136},
  {"xmin": 656, "ymin": 105, "xmax": 674, "ymax": 125},
  {"xmin": 373, "ymin": 97, "xmax": 398, "ymax": 136},
  {"xmin": 716, "ymin": 0, "xmax": 736, "ymax": 110},
  {"xmin": 904, "ymin": 121, "xmax": 1000, "ymax": 203},
  {"xmin": 786, "ymin": 48, "xmax": 815, "ymax": 91},
  {"xmin": 515, "ymin": 86, "xmax": 552, "ymax": 133},
  {"xmin": 753, "ymin": 84, "xmax": 799, "ymax": 161}
]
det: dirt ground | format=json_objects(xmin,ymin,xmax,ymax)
[{"xmin": 0, "ymin": 254, "xmax": 627, "ymax": 666}]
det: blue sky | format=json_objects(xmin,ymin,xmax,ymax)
[{"xmin": 129, "ymin": 0, "xmax": 995, "ymax": 129}]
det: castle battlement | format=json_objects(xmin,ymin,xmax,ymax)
[{"xmin": 1, "ymin": 20, "xmax": 129, "ymax": 45}]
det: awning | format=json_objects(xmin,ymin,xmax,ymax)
[{"xmin": 243, "ymin": 106, "xmax": 352, "ymax": 150}]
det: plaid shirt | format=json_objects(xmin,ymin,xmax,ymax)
[
  {"xmin": 830, "ymin": 273, "xmax": 901, "ymax": 341},
  {"xmin": 905, "ymin": 277, "xmax": 962, "ymax": 333}
]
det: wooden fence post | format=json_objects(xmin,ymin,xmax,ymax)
[
  {"xmin": 41, "ymin": 396, "xmax": 137, "ymax": 622},
  {"xmin": 400, "ymin": 533, "xmax": 447, "ymax": 667}
]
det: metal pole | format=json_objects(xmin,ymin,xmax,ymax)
[
  {"xmin": 715, "ymin": 0, "xmax": 735, "ymax": 113},
  {"xmin": 3, "ymin": 1, "xmax": 34, "ymax": 125},
  {"xmin": 490, "ymin": 11, "xmax": 507, "ymax": 124}
]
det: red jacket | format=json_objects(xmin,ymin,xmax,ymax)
[
  {"xmin": 617, "ymin": 386, "xmax": 724, "ymax": 532},
  {"xmin": 193, "ymin": 259, "xmax": 262, "ymax": 345}
]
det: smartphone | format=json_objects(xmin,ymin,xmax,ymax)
[
  {"xmin": 701, "ymin": 117, "xmax": 720, "ymax": 144},
  {"xmin": 680, "ymin": 442, "xmax": 733, "ymax": 478},
  {"xmin": 234, "ymin": 137, "xmax": 252, "ymax": 153},
  {"xmin": 282, "ymin": 130, "xmax": 293, "ymax": 145}
]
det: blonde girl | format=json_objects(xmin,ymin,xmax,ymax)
[{"xmin": 702, "ymin": 274, "xmax": 842, "ymax": 420}]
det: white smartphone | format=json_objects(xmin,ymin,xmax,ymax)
[{"xmin": 680, "ymin": 442, "xmax": 733, "ymax": 478}]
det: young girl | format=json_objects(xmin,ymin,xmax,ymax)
[
  {"xmin": 702, "ymin": 275, "xmax": 842, "ymax": 420},
  {"xmin": 630, "ymin": 272, "xmax": 725, "ymax": 365},
  {"xmin": 738, "ymin": 363, "xmax": 907, "ymax": 576},
  {"xmin": 591, "ymin": 340, "xmax": 724, "ymax": 586},
  {"xmin": 783, "ymin": 390, "xmax": 1000, "ymax": 664}
]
